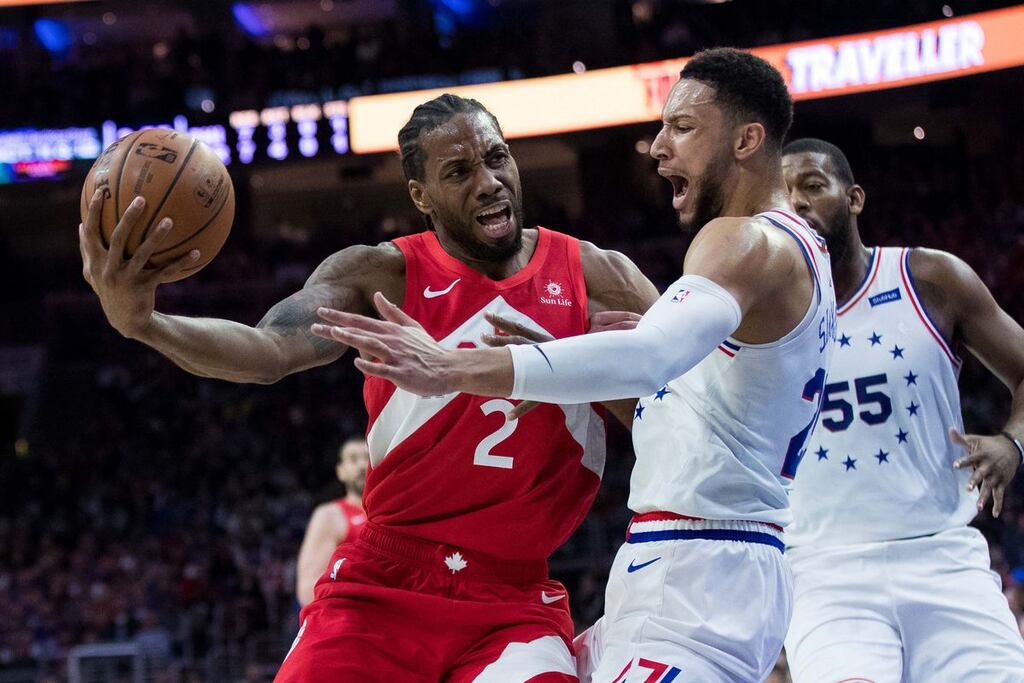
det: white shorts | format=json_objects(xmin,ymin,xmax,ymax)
[
  {"xmin": 575, "ymin": 514, "xmax": 793, "ymax": 683},
  {"xmin": 786, "ymin": 526, "xmax": 1024, "ymax": 683}
]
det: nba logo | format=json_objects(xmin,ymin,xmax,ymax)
[{"xmin": 670, "ymin": 289, "xmax": 690, "ymax": 303}]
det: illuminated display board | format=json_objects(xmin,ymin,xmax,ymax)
[
  {"xmin": 348, "ymin": 5, "xmax": 1024, "ymax": 153},
  {"xmin": 0, "ymin": 102, "xmax": 351, "ymax": 182}
]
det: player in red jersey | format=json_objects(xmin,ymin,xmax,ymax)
[
  {"xmin": 295, "ymin": 436, "xmax": 369, "ymax": 607},
  {"xmin": 79, "ymin": 93, "xmax": 658, "ymax": 681}
]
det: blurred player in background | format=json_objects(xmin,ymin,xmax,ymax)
[
  {"xmin": 314, "ymin": 48, "xmax": 836, "ymax": 683},
  {"xmin": 782, "ymin": 138, "xmax": 1024, "ymax": 682},
  {"xmin": 295, "ymin": 436, "xmax": 368, "ymax": 607},
  {"xmin": 79, "ymin": 93, "xmax": 658, "ymax": 682}
]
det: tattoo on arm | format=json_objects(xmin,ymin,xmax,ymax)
[{"xmin": 257, "ymin": 291, "xmax": 347, "ymax": 359}]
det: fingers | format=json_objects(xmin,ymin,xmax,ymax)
[
  {"xmin": 481, "ymin": 333, "xmax": 534, "ymax": 347},
  {"xmin": 353, "ymin": 356, "xmax": 406, "ymax": 386},
  {"xmin": 992, "ymin": 484, "xmax": 1006, "ymax": 517},
  {"xmin": 311, "ymin": 324, "xmax": 391, "ymax": 360},
  {"xmin": 954, "ymin": 451, "xmax": 984, "ymax": 470},
  {"xmin": 505, "ymin": 400, "xmax": 540, "ymax": 421},
  {"xmin": 591, "ymin": 311, "xmax": 642, "ymax": 325},
  {"xmin": 485, "ymin": 313, "xmax": 552, "ymax": 342},
  {"xmin": 151, "ymin": 249, "xmax": 200, "ymax": 283},
  {"xmin": 107, "ymin": 196, "xmax": 147, "ymax": 263},
  {"xmin": 373, "ymin": 292, "xmax": 423, "ymax": 330},
  {"xmin": 317, "ymin": 308, "xmax": 395, "ymax": 335},
  {"xmin": 80, "ymin": 189, "xmax": 107, "ymax": 264},
  {"xmin": 977, "ymin": 478, "xmax": 993, "ymax": 513},
  {"xmin": 129, "ymin": 218, "xmax": 173, "ymax": 273},
  {"xmin": 948, "ymin": 427, "xmax": 974, "ymax": 452}
]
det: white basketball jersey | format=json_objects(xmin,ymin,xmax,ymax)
[
  {"xmin": 787, "ymin": 246, "xmax": 975, "ymax": 548},
  {"xmin": 630, "ymin": 210, "xmax": 837, "ymax": 528}
]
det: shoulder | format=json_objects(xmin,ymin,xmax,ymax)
[
  {"xmin": 578, "ymin": 240, "xmax": 659, "ymax": 314},
  {"xmin": 685, "ymin": 216, "xmax": 795, "ymax": 273},
  {"xmin": 306, "ymin": 242, "xmax": 405, "ymax": 287},
  {"xmin": 907, "ymin": 246, "xmax": 992, "ymax": 316},
  {"xmin": 310, "ymin": 501, "xmax": 346, "ymax": 529}
]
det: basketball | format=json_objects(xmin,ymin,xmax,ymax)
[{"xmin": 79, "ymin": 128, "xmax": 235, "ymax": 282}]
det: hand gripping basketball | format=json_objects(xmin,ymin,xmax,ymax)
[{"xmin": 79, "ymin": 189, "xmax": 199, "ymax": 338}]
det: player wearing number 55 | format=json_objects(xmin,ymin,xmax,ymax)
[
  {"xmin": 781, "ymin": 139, "xmax": 1024, "ymax": 682},
  {"xmin": 312, "ymin": 49, "xmax": 837, "ymax": 683},
  {"xmin": 80, "ymin": 91, "xmax": 659, "ymax": 683}
]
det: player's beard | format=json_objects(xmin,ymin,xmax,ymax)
[
  {"xmin": 678, "ymin": 152, "xmax": 729, "ymax": 234},
  {"xmin": 817, "ymin": 204, "xmax": 853, "ymax": 265},
  {"xmin": 442, "ymin": 200, "xmax": 525, "ymax": 263}
]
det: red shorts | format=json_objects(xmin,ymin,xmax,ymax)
[{"xmin": 274, "ymin": 523, "xmax": 578, "ymax": 683}]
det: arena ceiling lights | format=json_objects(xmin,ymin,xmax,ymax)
[{"xmin": 348, "ymin": 4, "xmax": 1024, "ymax": 154}]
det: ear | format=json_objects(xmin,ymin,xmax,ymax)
[
  {"xmin": 734, "ymin": 122, "xmax": 767, "ymax": 161},
  {"xmin": 408, "ymin": 179, "xmax": 432, "ymax": 216},
  {"xmin": 848, "ymin": 184, "xmax": 866, "ymax": 217}
]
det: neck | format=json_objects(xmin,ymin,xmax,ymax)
[
  {"xmin": 832, "ymin": 225, "xmax": 870, "ymax": 306},
  {"xmin": 434, "ymin": 228, "xmax": 538, "ymax": 280},
  {"xmin": 721, "ymin": 162, "xmax": 791, "ymax": 218},
  {"xmin": 344, "ymin": 492, "xmax": 362, "ymax": 506}
]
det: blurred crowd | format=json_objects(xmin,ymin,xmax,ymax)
[{"xmin": 0, "ymin": 0, "xmax": 1018, "ymax": 128}]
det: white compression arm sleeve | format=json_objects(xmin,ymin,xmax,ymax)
[{"xmin": 507, "ymin": 274, "xmax": 741, "ymax": 403}]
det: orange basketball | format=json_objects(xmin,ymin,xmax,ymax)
[{"xmin": 80, "ymin": 128, "xmax": 235, "ymax": 282}]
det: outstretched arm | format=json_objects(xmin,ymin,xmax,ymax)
[
  {"xmin": 80, "ymin": 189, "xmax": 403, "ymax": 384},
  {"xmin": 312, "ymin": 218, "xmax": 804, "ymax": 401}
]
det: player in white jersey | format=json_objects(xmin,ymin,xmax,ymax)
[
  {"xmin": 311, "ymin": 49, "xmax": 837, "ymax": 682},
  {"xmin": 782, "ymin": 138, "xmax": 1024, "ymax": 682}
]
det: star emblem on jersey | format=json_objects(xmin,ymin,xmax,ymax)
[
  {"xmin": 654, "ymin": 386, "xmax": 670, "ymax": 401},
  {"xmin": 896, "ymin": 428, "xmax": 909, "ymax": 444},
  {"xmin": 423, "ymin": 278, "xmax": 461, "ymax": 299},
  {"xmin": 890, "ymin": 345, "xmax": 905, "ymax": 359},
  {"xmin": 904, "ymin": 370, "xmax": 918, "ymax": 386},
  {"xmin": 816, "ymin": 446, "xmax": 829, "ymax": 461},
  {"xmin": 838, "ymin": 334, "xmax": 851, "ymax": 347},
  {"xmin": 444, "ymin": 552, "xmax": 468, "ymax": 574},
  {"xmin": 869, "ymin": 332, "xmax": 883, "ymax": 346},
  {"xmin": 875, "ymin": 449, "xmax": 890, "ymax": 464},
  {"xmin": 634, "ymin": 403, "xmax": 645, "ymax": 420},
  {"xmin": 906, "ymin": 401, "xmax": 919, "ymax": 416},
  {"xmin": 843, "ymin": 456, "xmax": 857, "ymax": 471}
]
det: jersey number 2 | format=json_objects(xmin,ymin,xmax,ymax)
[
  {"xmin": 473, "ymin": 399, "xmax": 519, "ymax": 469},
  {"xmin": 781, "ymin": 367, "xmax": 827, "ymax": 479}
]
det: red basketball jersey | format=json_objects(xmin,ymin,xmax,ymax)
[
  {"xmin": 334, "ymin": 499, "xmax": 367, "ymax": 543},
  {"xmin": 362, "ymin": 227, "xmax": 606, "ymax": 560}
]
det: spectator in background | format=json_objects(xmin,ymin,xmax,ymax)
[{"xmin": 294, "ymin": 437, "xmax": 368, "ymax": 607}]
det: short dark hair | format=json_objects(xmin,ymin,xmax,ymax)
[
  {"xmin": 397, "ymin": 93, "xmax": 504, "ymax": 182},
  {"xmin": 680, "ymin": 47, "xmax": 793, "ymax": 153},
  {"xmin": 782, "ymin": 138, "xmax": 855, "ymax": 187}
]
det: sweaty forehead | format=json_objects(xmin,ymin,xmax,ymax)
[
  {"xmin": 420, "ymin": 111, "xmax": 503, "ymax": 165},
  {"xmin": 663, "ymin": 78, "xmax": 720, "ymax": 121}
]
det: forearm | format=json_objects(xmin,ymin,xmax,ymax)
[
  {"xmin": 135, "ymin": 312, "xmax": 289, "ymax": 383},
  {"xmin": 502, "ymin": 275, "xmax": 741, "ymax": 404}
]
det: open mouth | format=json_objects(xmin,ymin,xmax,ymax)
[
  {"xmin": 475, "ymin": 202, "xmax": 514, "ymax": 239},
  {"xmin": 659, "ymin": 168, "xmax": 689, "ymax": 211}
]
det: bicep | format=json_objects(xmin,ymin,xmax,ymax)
[
  {"xmin": 257, "ymin": 282, "xmax": 361, "ymax": 368},
  {"xmin": 957, "ymin": 271, "xmax": 1024, "ymax": 390},
  {"xmin": 583, "ymin": 246, "xmax": 660, "ymax": 316}
]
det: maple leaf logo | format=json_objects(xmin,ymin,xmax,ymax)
[{"xmin": 444, "ymin": 552, "xmax": 468, "ymax": 574}]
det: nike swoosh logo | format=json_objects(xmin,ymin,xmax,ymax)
[
  {"xmin": 423, "ymin": 278, "xmax": 461, "ymax": 299},
  {"xmin": 626, "ymin": 557, "xmax": 661, "ymax": 573},
  {"xmin": 540, "ymin": 591, "xmax": 565, "ymax": 604}
]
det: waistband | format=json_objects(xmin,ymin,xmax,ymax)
[
  {"xmin": 357, "ymin": 522, "xmax": 549, "ymax": 584},
  {"xmin": 626, "ymin": 512, "xmax": 785, "ymax": 553}
]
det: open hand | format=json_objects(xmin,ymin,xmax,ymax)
[
  {"xmin": 311, "ymin": 292, "xmax": 455, "ymax": 396},
  {"xmin": 951, "ymin": 427, "xmax": 1022, "ymax": 517},
  {"xmin": 79, "ymin": 190, "xmax": 199, "ymax": 338}
]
